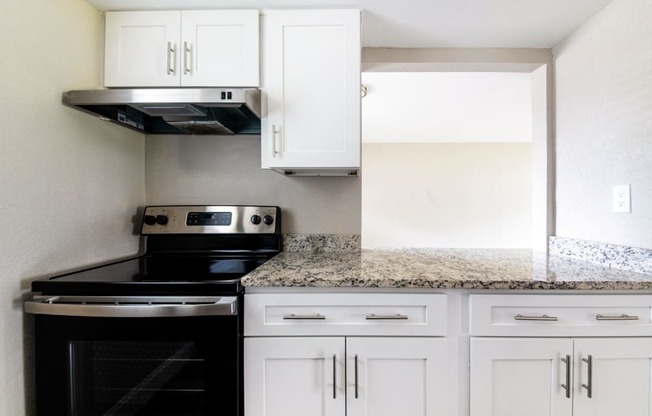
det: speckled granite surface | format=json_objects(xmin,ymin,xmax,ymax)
[
  {"xmin": 241, "ymin": 248, "xmax": 652, "ymax": 290},
  {"xmin": 283, "ymin": 234, "xmax": 361, "ymax": 253},
  {"xmin": 549, "ymin": 236, "xmax": 652, "ymax": 275}
]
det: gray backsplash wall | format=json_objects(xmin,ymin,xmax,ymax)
[{"xmin": 145, "ymin": 135, "xmax": 362, "ymax": 234}]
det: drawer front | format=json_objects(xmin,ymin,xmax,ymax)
[
  {"xmin": 245, "ymin": 293, "xmax": 447, "ymax": 336},
  {"xmin": 470, "ymin": 294, "xmax": 652, "ymax": 336}
]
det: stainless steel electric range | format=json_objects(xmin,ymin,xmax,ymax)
[{"xmin": 25, "ymin": 205, "xmax": 281, "ymax": 416}]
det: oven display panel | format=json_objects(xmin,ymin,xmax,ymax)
[{"xmin": 186, "ymin": 212, "xmax": 232, "ymax": 226}]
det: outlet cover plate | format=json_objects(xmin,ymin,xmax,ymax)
[{"xmin": 613, "ymin": 185, "xmax": 631, "ymax": 213}]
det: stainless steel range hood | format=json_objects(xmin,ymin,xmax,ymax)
[{"xmin": 62, "ymin": 88, "xmax": 261, "ymax": 135}]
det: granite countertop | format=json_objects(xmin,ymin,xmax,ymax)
[{"xmin": 241, "ymin": 248, "xmax": 652, "ymax": 290}]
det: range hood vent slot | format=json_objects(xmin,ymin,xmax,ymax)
[
  {"xmin": 131, "ymin": 103, "xmax": 208, "ymax": 117},
  {"xmin": 62, "ymin": 88, "xmax": 261, "ymax": 135}
]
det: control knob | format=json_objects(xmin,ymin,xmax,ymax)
[
  {"xmin": 143, "ymin": 215, "xmax": 156, "ymax": 225},
  {"xmin": 250, "ymin": 215, "xmax": 262, "ymax": 225},
  {"xmin": 263, "ymin": 215, "xmax": 274, "ymax": 225},
  {"xmin": 155, "ymin": 215, "xmax": 169, "ymax": 225}
]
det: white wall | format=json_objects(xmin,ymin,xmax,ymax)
[
  {"xmin": 553, "ymin": 0, "xmax": 652, "ymax": 249},
  {"xmin": 362, "ymin": 143, "xmax": 532, "ymax": 248},
  {"xmin": 362, "ymin": 72, "xmax": 532, "ymax": 143},
  {"xmin": 0, "ymin": 1, "xmax": 146, "ymax": 413},
  {"xmin": 145, "ymin": 135, "xmax": 361, "ymax": 234}
]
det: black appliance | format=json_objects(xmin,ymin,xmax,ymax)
[{"xmin": 25, "ymin": 205, "xmax": 281, "ymax": 416}]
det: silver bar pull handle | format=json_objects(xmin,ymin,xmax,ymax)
[
  {"xmin": 514, "ymin": 314, "xmax": 559, "ymax": 321},
  {"xmin": 582, "ymin": 355, "xmax": 593, "ymax": 398},
  {"xmin": 596, "ymin": 314, "xmax": 639, "ymax": 321},
  {"xmin": 365, "ymin": 313, "xmax": 408, "ymax": 320},
  {"xmin": 183, "ymin": 41, "xmax": 191, "ymax": 74},
  {"xmin": 332, "ymin": 354, "xmax": 337, "ymax": 399},
  {"xmin": 283, "ymin": 313, "xmax": 325, "ymax": 320},
  {"xmin": 24, "ymin": 296, "xmax": 237, "ymax": 318},
  {"xmin": 561, "ymin": 355, "xmax": 571, "ymax": 399},
  {"xmin": 166, "ymin": 42, "xmax": 175, "ymax": 75},
  {"xmin": 271, "ymin": 124, "xmax": 279, "ymax": 158},
  {"xmin": 354, "ymin": 354, "xmax": 359, "ymax": 399}
]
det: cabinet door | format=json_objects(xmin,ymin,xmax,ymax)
[
  {"xmin": 261, "ymin": 10, "xmax": 361, "ymax": 171},
  {"xmin": 470, "ymin": 338, "xmax": 573, "ymax": 416},
  {"xmin": 574, "ymin": 338, "xmax": 652, "ymax": 416},
  {"xmin": 347, "ymin": 337, "xmax": 451, "ymax": 416},
  {"xmin": 104, "ymin": 11, "xmax": 181, "ymax": 87},
  {"xmin": 181, "ymin": 10, "xmax": 259, "ymax": 87},
  {"xmin": 244, "ymin": 337, "xmax": 345, "ymax": 416}
]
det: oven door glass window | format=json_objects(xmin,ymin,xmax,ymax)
[
  {"xmin": 34, "ymin": 315, "xmax": 240, "ymax": 416},
  {"xmin": 69, "ymin": 341, "xmax": 206, "ymax": 415}
]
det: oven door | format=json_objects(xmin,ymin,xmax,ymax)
[{"xmin": 26, "ymin": 296, "xmax": 242, "ymax": 416}]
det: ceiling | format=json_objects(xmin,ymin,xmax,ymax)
[{"xmin": 88, "ymin": 0, "xmax": 614, "ymax": 48}]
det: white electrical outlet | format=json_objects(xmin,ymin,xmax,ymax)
[{"xmin": 613, "ymin": 185, "xmax": 631, "ymax": 213}]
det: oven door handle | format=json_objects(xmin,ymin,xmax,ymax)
[{"xmin": 24, "ymin": 295, "xmax": 238, "ymax": 318}]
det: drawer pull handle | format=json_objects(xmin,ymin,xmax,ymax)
[
  {"xmin": 596, "ymin": 314, "xmax": 639, "ymax": 321},
  {"xmin": 283, "ymin": 313, "xmax": 326, "ymax": 320},
  {"xmin": 561, "ymin": 355, "xmax": 571, "ymax": 399},
  {"xmin": 354, "ymin": 354, "xmax": 359, "ymax": 399},
  {"xmin": 166, "ymin": 41, "xmax": 175, "ymax": 75},
  {"xmin": 183, "ymin": 41, "xmax": 191, "ymax": 74},
  {"xmin": 514, "ymin": 314, "xmax": 558, "ymax": 321},
  {"xmin": 365, "ymin": 313, "xmax": 408, "ymax": 320},
  {"xmin": 333, "ymin": 354, "xmax": 337, "ymax": 399},
  {"xmin": 582, "ymin": 355, "xmax": 593, "ymax": 398}
]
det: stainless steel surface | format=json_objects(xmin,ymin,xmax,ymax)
[
  {"xmin": 282, "ymin": 314, "xmax": 326, "ymax": 320},
  {"xmin": 354, "ymin": 354, "xmax": 359, "ymax": 399},
  {"xmin": 595, "ymin": 313, "xmax": 639, "ymax": 321},
  {"xmin": 24, "ymin": 295, "xmax": 237, "ymax": 317},
  {"xmin": 365, "ymin": 313, "xmax": 408, "ymax": 320},
  {"xmin": 332, "ymin": 354, "xmax": 337, "ymax": 399},
  {"xmin": 184, "ymin": 41, "xmax": 191, "ymax": 74},
  {"xmin": 141, "ymin": 205, "xmax": 279, "ymax": 235},
  {"xmin": 561, "ymin": 355, "xmax": 571, "ymax": 399},
  {"xmin": 62, "ymin": 88, "xmax": 261, "ymax": 135},
  {"xmin": 582, "ymin": 355, "xmax": 593, "ymax": 398},
  {"xmin": 166, "ymin": 119, "xmax": 234, "ymax": 135},
  {"xmin": 167, "ymin": 41, "xmax": 174, "ymax": 75},
  {"xmin": 271, "ymin": 124, "xmax": 278, "ymax": 158},
  {"xmin": 513, "ymin": 314, "xmax": 559, "ymax": 321}
]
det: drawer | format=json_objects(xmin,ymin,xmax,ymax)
[
  {"xmin": 245, "ymin": 293, "xmax": 447, "ymax": 336},
  {"xmin": 470, "ymin": 294, "xmax": 652, "ymax": 337}
]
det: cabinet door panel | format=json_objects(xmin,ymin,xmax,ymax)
[
  {"xmin": 262, "ymin": 10, "xmax": 360, "ymax": 170},
  {"xmin": 105, "ymin": 11, "xmax": 180, "ymax": 87},
  {"xmin": 181, "ymin": 10, "xmax": 259, "ymax": 87},
  {"xmin": 574, "ymin": 338, "xmax": 652, "ymax": 416},
  {"xmin": 470, "ymin": 338, "xmax": 573, "ymax": 416},
  {"xmin": 244, "ymin": 337, "xmax": 345, "ymax": 416},
  {"xmin": 347, "ymin": 337, "xmax": 450, "ymax": 416}
]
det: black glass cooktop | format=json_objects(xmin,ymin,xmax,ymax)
[{"xmin": 31, "ymin": 255, "xmax": 272, "ymax": 296}]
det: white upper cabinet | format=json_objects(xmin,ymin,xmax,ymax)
[
  {"xmin": 260, "ymin": 10, "xmax": 361, "ymax": 176},
  {"xmin": 104, "ymin": 10, "xmax": 259, "ymax": 88}
]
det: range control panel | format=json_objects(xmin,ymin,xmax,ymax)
[{"xmin": 141, "ymin": 206, "xmax": 280, "ymax": 235}]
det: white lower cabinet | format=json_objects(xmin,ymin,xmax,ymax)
[
  {"xmin": 244, "ymin": 292, "xmax": 452, "ymax": 416},
  {"xmin": 246, "ymin": 292, "xmax": 652, "ymax": 416},
  {"xmin": 573, "ymin": 338, "xmax": 652, "ymax": 416},
  {"xmin": 471, "ymin": 337, "xmax": 652, "ymax": 416},
  {"xmin": 245, "ymin": 336, "xmax": 448, "ymax": 416},
  {"xmin": 471, "ymin": 338, "xmax": 574, "ymax": 416},
  {"xmin": 245, "ymin": 337, "xmax": 345, "ymax": 416},
  {"xmin": 470, "ymin": 294, "xmax": 652, "ymax": 416},
  {"xmin": 346, "ymin": 337, "xmax": 450, "ymax": 416}
]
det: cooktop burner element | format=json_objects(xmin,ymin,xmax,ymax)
[{"xmin": 31, "ymin": 205, "xmax": 282, "ymax": 296}]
